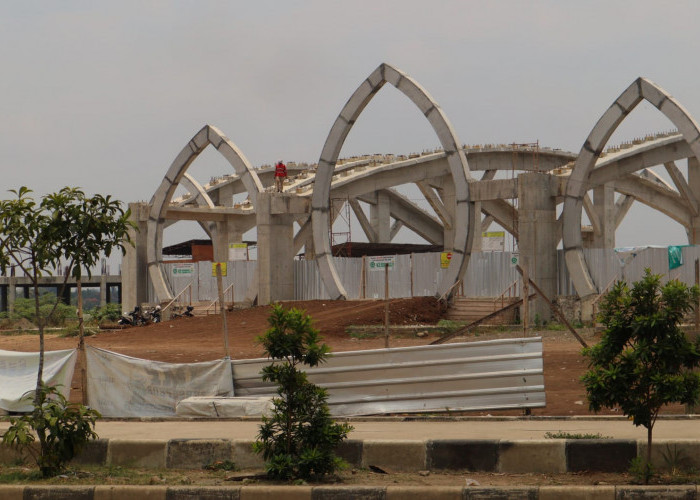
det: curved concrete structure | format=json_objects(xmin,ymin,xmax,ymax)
[
  {"xmin": 147, "ymin": 125, "xmax": 263, "ymax": 301},
  {"xmin": 562, "ymin": 78, "xmax": 700, "ymax": 297},
  {"xmin": 311, "ymin": 63, "xmax": 476, "ymax": 300}
]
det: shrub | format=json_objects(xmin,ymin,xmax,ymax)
[
  {"xmin": 582, "ymin": 269, "xmax": 700, "ymax": 483},
  {"xmin": 1, "ymin": 384, "xmax": 101, "ymax": 477},
  {"xmin": 253, "ymin": 305, "xmax": 352, "ymax": 481}
]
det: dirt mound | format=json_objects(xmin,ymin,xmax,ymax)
[{"xmin": 0, "ymin": 317, "xmax": 36, "ymax": 331}]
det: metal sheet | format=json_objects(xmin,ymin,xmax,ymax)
[{"xmin": 231, "ymin": 337, "xmax": 545, "ymax": 416}]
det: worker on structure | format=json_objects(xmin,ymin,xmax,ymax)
[{"xmin": 274, "ymin": 160, "xmax": 287, "ymax": 193}]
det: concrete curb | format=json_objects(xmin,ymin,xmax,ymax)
[
  {"xmin": 3, "ymin": 438, "xmax": 698, "ymax": 474},
  {"xmin": 0, "ymin": 485, "xmax": 697, "ymax": 499}
]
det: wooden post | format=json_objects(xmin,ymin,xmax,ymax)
[
  {"xmin": 216, "ymin": 263, "xmax": 230, "ymax": 359},
  {"xmin": 384, "ymin": 264, "xmax": 390, "ymax": 348},
  {"xmin": 410, "ymin": 253, "xmax": 414, "ymax": 297}
]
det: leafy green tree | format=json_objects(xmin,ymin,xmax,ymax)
[
  {"xmin": 253, "ymin": 305, "xmax": 352, "ymax": 481},
  {"xmin": 0, "ymin": 186, "xmax": 132, "ymax": 477},
  {"xmin": 582, "ymin": 269, "xmax": 700, "ymax": 481},
  {"xmin": 41, "ymin": 187, "xmax": 133, "ymax": 348},
  {"xmin": 2, "ymin": 384, "xmax": 100, "ymax": 477}
]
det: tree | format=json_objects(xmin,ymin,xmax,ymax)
[
  {"xmin": 582, "ymin": 269, "xmax": 700, "ymax": 481},
  {"xmin": 253, "ymin": 305, "xmax": 352, "ymax": 481},
  {"xmin": 41, "ymin": 187, "xmax": 133, "ymax": 348},
  {"xmin": 0, "ymin": 186, "xmax": 133, "ymax": 477}
]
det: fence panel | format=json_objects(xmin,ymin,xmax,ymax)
[{"xmin": 232, "ymin": 337, "xmax": 545, "ymax": 416}]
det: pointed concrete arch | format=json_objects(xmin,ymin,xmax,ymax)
[
  {"xmin": 562, "ymin": 78, "xmax": 700, "ymax": 297},
  {"xmin": 311, "ymin": 63, "xmax": 476, "ymax": 299},
  {"xmin": 148, "ymin": 125, "xmax": 264, "ymax": 302}
]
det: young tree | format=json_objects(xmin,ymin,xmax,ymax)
[
  {"xmin": 582, "ymin": 269, "xmax": 700, "ymax": 480},
  {"xmin": 253, "ymin": 305, "xmax": 352, "ymax": 481},
  {"xmin": 42, "ymin": 187, "xmax": 133, "ymax": 348},
  {"xmin": 0, "ymin": 187, "xmax": 133, "ymax": 477},
  {"xmin": 0, "ymin": 187, "xmax": 63, "ymax": 398}
]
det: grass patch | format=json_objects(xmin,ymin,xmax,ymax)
[{"xmin": 544, "ymin": 431, "xmax": 612, "ymax": 440}]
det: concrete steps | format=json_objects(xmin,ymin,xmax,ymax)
[{"xmin": 447, "ymin": 297, "xmax": 519, "ymax": 325}]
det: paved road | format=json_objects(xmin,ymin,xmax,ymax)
[{"xmin": 2, "ymin": 417, "xmax": 698, "ymax": 441}]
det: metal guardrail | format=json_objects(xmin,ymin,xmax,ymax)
[{"xmin": 231, "ymin": 337, "xmax": 545, "ymax": 416}]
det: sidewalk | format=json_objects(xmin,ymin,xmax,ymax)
[{"xmin": 2, "ymin": 416, "xmax": 696, "ymax": 441}]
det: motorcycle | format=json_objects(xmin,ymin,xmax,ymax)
[
  {"xmin": 142, "ymin": 305, "xmax": 162, "ymax": 324},
  {"xmin": 118, "ymin": 306, "xmax": 146, "ymax": 326},
  {"xmin": 172, "ymin": 305, "xmax": 195, "ymax": 318}
]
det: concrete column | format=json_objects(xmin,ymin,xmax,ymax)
[
  {"xmin": 518, "ymin": 173, "xmax": 558, "ymax": 322},
  {"xmin": 212, "ymin": 221, "xmax": 229, "ymax": 262},
  {"xmin": 256, "ymin": 193, "xmax": 304, "ymax": 305},
  {"xmin": 688, "ymin": 157, "xmax": 700, "ymax": 244},
  {"xmin": 121, "ymin": 202, "xmax": 149, "ymax": 312},
  {"xmin": 100, "ymin": 275, "xmax": 107, "ymax": 307},
  {"xmin": 592, "ymin": 183, "xmax": 615, "ymax": 249},
  {"xmin": 441, "ymin": 177, "xmax": 456, "ymax": 250},
  {"xmin": 8, "ymin": 277, "xmax": 15, "ymax": 314},
  {"xmin": 370, "ymin": 192, "xmax": 391, "ymax": 243},
  {"xmin": 473, "ymin": 202, "xmax": 483, "ymax": 252}
]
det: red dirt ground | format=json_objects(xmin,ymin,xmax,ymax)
[{"xmin": 0, "ymin": 297, "xmax": 686, "ymax": 417}]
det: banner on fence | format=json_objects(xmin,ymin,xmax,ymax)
[
  {"xmin": 0, "ymin": 349, "xmax": 77, "ymax": 413},
  {"xmin": 85, "ymin": 347, "xmax": 234, "ymax": 417}
]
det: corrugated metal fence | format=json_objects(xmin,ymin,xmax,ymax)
[
  {"xmin": 231, "ymin": 337, "xmax": 545, "ymax": 416},
  {"xmin": 158, "ymin": 247, "xmax": 700, "ymax": 303}
]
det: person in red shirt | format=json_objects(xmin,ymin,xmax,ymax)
[{"xmin": 274, "ymin": 160, "xmax": 287, "ymax": 193}]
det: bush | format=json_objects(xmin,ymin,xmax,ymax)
[
  {"xmin": 89, "ymin": 303, "xmax": 122, "ymax": 324},
  {"xmin": 253, "ymin": 305, "xmax": 352, "ymax": 481},
  {"xmin": 10, "ymin": 295, "xmax": 76, "ymax": 327},
  {"xmin": 1, "ymin": 384, "xmax": 101, "ymax": 477}
]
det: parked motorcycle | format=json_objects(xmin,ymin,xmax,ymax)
[
  {"xmin": 172, "ymin": 305, "xmax": 194, "ymax": 318},
  {"xmin": 142, "ymin": 305, "xmax": 162, "ymax": 324},
  {"xmin": 118, "ymin": 306, "xmax": 146, "ymax": 326}
]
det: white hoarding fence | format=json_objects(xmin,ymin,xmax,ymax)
[
  {"xmin": 85, "ymin": 346, "xmax": 234, "ymax": 417},
  {"xmin": 0, "ymin": 349, "xmax": 77, "ymax": 413}
]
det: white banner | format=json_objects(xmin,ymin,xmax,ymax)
[
  {"xmin": 85, "ymin": 347, "xmax": 234, "ymax": 417},
  {"xmin": 0, "ymin": 349, "xmax": 77, "ymax": 413}
]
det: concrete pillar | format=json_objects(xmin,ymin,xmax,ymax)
[
  {"xmin": 370, "ymin": 192, "xmax": 391, "ymax": 243},
  {"xmin": 441, "ymin": 177, "xmax": 456, "ymax": 250},
  {"xmin": 100, "ymin": 275, "xmax": 107, "ymax": 307},
  {"xmin": 688, "ymin": 157, "xmax": 700, "ymax": 244},
  {"xmin": 592, "ymin": 183, "xmax": 615, "ymax": 249},
  {"xmin": 256, "ymin": 193, "xmax": 308, "ymax": 305},
  {"xmin": 121, "ymin": 202, "xmax": 149, "ymax": 312},
  {"xmin": 473, "ymin": 202, "xmax": 483, "ymax": 252},
  {"xmin": 518, "ymin": 173, "xmax": 558, "ymax": 322},
  {"xmin": 8, "ymin": 277, "xmax": 15, "ymax": 314}
]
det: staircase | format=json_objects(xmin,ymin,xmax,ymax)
[{"xmin": 446, "ymin": 297, "xmax": 519, "ymax": 325}]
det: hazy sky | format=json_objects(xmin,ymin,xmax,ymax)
[{"xmin": 2, "ymin": 1, "xmax": 699, "ymax": 249}]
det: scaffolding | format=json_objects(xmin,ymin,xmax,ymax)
[{"xmin": 330, "ymin": 196, "xmax": 352, "ymax": 257}]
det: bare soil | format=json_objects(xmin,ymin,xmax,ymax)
[{"xmin": 0, "ymin": 296, "xmax": 686, "ymax": 416}]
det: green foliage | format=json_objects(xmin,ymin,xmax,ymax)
[
  {"xmin": 2, "ymin": 384, "xmax": 101, "ymax": 478},
  {"xmin": 543, "ymin": 431, "xmax": 611, "ymax": 439},
  {"xmin": 10, "ymin": 295, "xmax": 77, "ymax": 327},
  {"xmin": 582, "ymin": 269, "xmax": 700, "ymax": 482},
  {"xmin": 89, "ymin": 303, "xmax": 122, "ymax": 324},
  {"xmin": 629, "ymin": 456, "xmax": 655, "ymax": 484},
  {"xmin": 204, "ymin": 460, "xmax": 237, "ymax": 471},
  {"xmin": 253, "ymin": 305, "xmax": 352, "ymax": 481}
]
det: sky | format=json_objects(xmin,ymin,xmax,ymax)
[{"xmin": 1, "ymin": 1, "xmax": 700, "ymax": 252}]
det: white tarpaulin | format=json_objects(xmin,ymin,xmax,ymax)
[
  {"xmin": 0, "ymin": 348, "xmax": 77, "ymax": 413},
  {"xmin": 86, "ymin": 347, "xmax": 234, "ymax": 417}
]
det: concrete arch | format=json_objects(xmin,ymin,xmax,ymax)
[
  {"xmin": 147, "ymin": 125, "xmax": 264, "ymax": 302},
  {"xmin": 311, "ymin": 63, "xmax": 476, "ymax": 299},
  {"xmin": 562, "ymin": 77, "xmax": 700, "ymax": 297}
]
